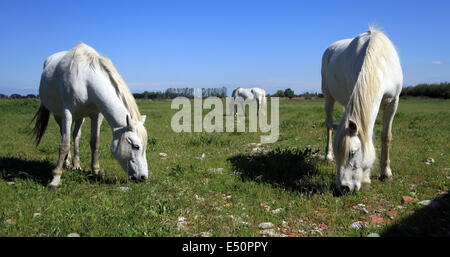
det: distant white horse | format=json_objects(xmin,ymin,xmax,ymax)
[
  {"xmin": 230, "ymin": 87, "xmax": 267, "ymax": 116},
  {"xmin": 321, "ymin": 28, "xmax": 403, "ymax": 192},
  {"xmin": 33, "ymin": 43, "xmax": 149, "ymax": 189}
]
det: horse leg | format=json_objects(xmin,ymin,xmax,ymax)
[
  {"xmin": 324, "ymin": 95, "xmax": 335, "ymax": 162},
  {"xmin": 256, "ymin": 98, "xmax": 260, "ymax": 116},
  {"xmin": 262, "ymin": 96, "xmax": 267, "ymax": 115},
  {"xmin": 239, "ymin": 102, "xmax": 245, "ymax": 116},
  {"xmin": 362, "ymin": 168, "xmax": 372, "ymax": 189},
  {"xmin": 48, "ymin": 109, "xmax": 72, "ymax": 189},
  {"xmin": 54, "ymin": 115, "xmax": 72, "ymax": 169},
  {"xmin": 380, "ymin": 97, "xmax": 399, "ymax": 181},
  {"xmin": 90, "ymin": 113, "xmax": 104, "ymax": 177},
  {"xmin": 72, "ymin": 118, "xmax": 85, "ymax": 170},
  {"xmin": 229, "ymin": 98, "xmax": 235, "ymax": 116}
]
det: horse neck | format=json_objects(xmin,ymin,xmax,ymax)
[{"xmin": 91, "ymin": 79, "xmax": 130, "ymax": 130}]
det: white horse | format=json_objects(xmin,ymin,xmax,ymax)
[
  {"xmin": 321, "ymin": 28, "xmax": 403, "ymax": 192},
  {"xmin": 33, "ymin": 43, "xmax": 148, "ymax": 189},
  {"xmin": 230, "ymin": 87, "xmax": 267, "ymax": 116}
]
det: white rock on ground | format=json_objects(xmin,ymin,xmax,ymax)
[
  {"xmin": 417, "ymin": 200, "xmax": 440, "ymax": 208},
  {"xmin": 258, "ymin": 222, "xmax": 274, "ymax": 230},
  {"xmin": 195, "ymin": 153, "xmax": 206, "ymax": 160},
  {"xmin": 119, "ymin": 187, "xmax": 130, "ymax": 192},
  {"xmin": 252, "ymin": 147, "xmax": 262, "ymax": 153},
  {"xmin": 177, "ymin": 217, "xmax": 187, "ymax": 231},
  {"xmin": 159, "ymin": 153, "xmax": 168, "ymax": 157},
  {"xmin": 194, "ymin": 194, "xmax": 205, "ymax": 202},
  {"xmin": 33, "ymin": 213, "xmax": 42, "ymax": 218},
  {"xmin": 275, "ymin": 233, "xmax": 288, "ymax": 237},
  {"xmin": 351, "ymin": 221, "xmax": 367, "ymax": 230},
  {"xmin": 271, "ymin": 208, "xmax": 283, "ymax": 214},
  {"xmin": 208, "ymin": 168, "xmax": 224, "ymax": 174},
  {"xmin": 310, "ymin": 229, "xmax": 323, "ymax": 236},
  {"xmin": 229, "ymin": 215, "xmax": 244, "ymax": 224},
  {"xmin": 424, "ymin": 157, "xmax": 435, "ymax": 165},
  {"xmin": 260, "ymin": 229, "xmax": 276, "ymax": 236},
  {"xmin": 356, "ymin": 203, "xmax": 369, "ymax": 214},
  {"xmin": 200, "ymin": 232, "xmax": 212, "ymax": 237},
  {"xmin": 239, "ymin": 221, "xmax": 250, "ymax": 227},
  {"xmin": 67, "ymin": 233, "xmax": 80, "ymax": 237}
]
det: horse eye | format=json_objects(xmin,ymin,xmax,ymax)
[{"xmin": 132, "ymin": 144, "xmax": 140, "ymax": 150}]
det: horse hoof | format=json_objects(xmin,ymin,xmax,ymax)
[
  {"xmin": 361, "ymin": 183, "xmax": 372, "ymax": 190},
  {"xmin": 379, "ymin": 175, "xmax": 393, "ymax": 181},
  {"xmin": 325, "ymin": 156, "xmax": 335, "ymax": 163},
  {"xmin": 47, "ymin": 183, "xmax": 60, "ymax": 190},
  {"xmin": 72, "ymin": 166, "xmax": 82, "ymax": 171},
  {"xmin": 93, "ymin": 171, "xmax": 105, "ymax": 179}
]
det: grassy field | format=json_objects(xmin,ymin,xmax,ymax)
[{"xmin": 0, "ymin": 97, "xmax": 449, "ymax": 237}]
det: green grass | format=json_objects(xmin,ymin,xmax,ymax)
[{"xmin": 0, "ymin": 98, "xmax": 449, "ymax": 236}]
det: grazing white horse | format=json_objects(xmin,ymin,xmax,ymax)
[
  {"xmin": 230, "ymin": 87, "xmax": 267, "ymax": 116},
  {"xmin": 33, "ymin": 43, "xmax": 149, "ymax": 189},
  {"xmin": 321, "ymin": 28, "xmax": 403, "ymax": 192}
]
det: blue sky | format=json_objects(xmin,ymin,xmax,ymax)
[{"xmin": 0, "ymin": 0, "xmax": 449, "ymax": 95}]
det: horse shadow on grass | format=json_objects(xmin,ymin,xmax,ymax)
[
  {"xmin": 228, "ymin": 147, "xmax": 337, "ymax": 195},
  {"xmin": 381, "ymin": 191, "xmax": 450, "ymax": 236},
  {"xmin": 0, "ymin": 156, "xmax": 122, "ymax": 186}
]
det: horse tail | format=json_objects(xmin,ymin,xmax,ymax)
[
  {"xmin": 32, "ymin": 104, "xmax": 50, "ymax": 146},
  {"xmin": 321, "ymin": 47, "xmax": 334, "ymax": 97},
  {"xmin": 231, "ymin": 88, "xmax": 239, "ymax": 98}
]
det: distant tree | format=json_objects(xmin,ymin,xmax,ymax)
[
  {"xmin": 284, "ymin": 88, "xmax": 295, "ymax": 99},
  {"xmin": 10, "ymin": 94, "xmax": 22, "ymax": 99},
  {"xmin": 0, "ymin": 94, "xmax": 6, "ymax": 99},
  {"xmin": 273, "ymin": 90, "xmax": 285, "ymax": 97},
  {"xmin": 133, "ymin": 93, "xmax": 143, "ymax": 99},
  {"xmin": 26, "ymin": 94, "xmax": 37, "ymax": 98}
]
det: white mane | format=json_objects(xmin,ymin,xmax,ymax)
[
  {"xmin": 69, "ymin": 43, "xmax": 142, "ymax": 123},
  {"xmin": 338, "ymin": 28, "xmax": 399, "ymax": 163}
]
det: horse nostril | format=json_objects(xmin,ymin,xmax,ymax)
[
  {"xmin": 340, "ymin": 185, "xmax": 351, "ymax": 193},
  {"xmin": 140, "ymin": 175, "xmax": 147, "ymax": 181}
]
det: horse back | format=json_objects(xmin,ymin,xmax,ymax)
[{"xmin": 39, "ymin": 50, "xmax": 93, "ymax": 117}]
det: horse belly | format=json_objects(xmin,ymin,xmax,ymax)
[
  {"xmin": 325, "ymin": 70, "xmax": 352, "ymax": 106},
  {"xmin": 39, "ymin": 64, "xmax": 93, "ymax": 118}
]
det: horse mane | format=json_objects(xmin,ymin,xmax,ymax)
[
  {"xmin": 338, "ymin": 28, "xmax": 398, "ymax": 162},
  {"xmin": 69, "ymin": 43, "xmax": 142, "ymax": 122}
]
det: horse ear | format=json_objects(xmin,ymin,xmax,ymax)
[
  {"xmin": 348, "ymin": 119, "xmax": 358, "ymax": 135},
  {"xmin": 126, "ymin": 115, "xmax": 135, "ymax": 132},
  {"xmin": 140, "ymin": 115, "xmax": 146, "ymax": 124}
]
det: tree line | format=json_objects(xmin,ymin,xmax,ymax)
[
  {"xmin": 1, "ymin": 83, "xmax": 450, "ymax": 100},
  {"xmin": 0, "ymin": 93, "xmax": 38, "ymax": 99},
  {"xmin": 400, "ymin": 82, "xmax": 450, "ymax": 99},
  {"xmin": 132, "ymin": 87, "xmax": 228, "ymax": 99},
  {"xmin": 269, "ymin": 88, "xmax": 323, "ymax": 99}
]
